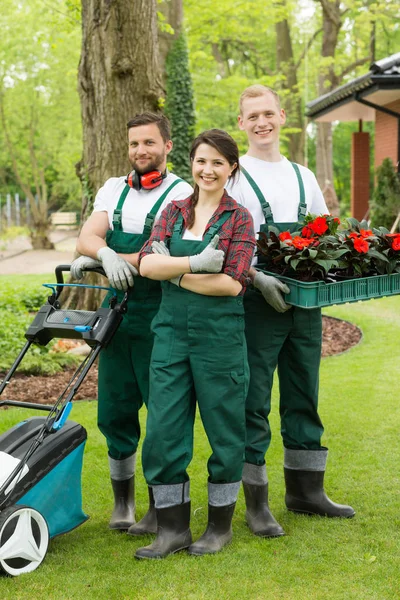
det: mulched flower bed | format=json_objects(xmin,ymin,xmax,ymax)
[{"xmin": 1, "ymin": 316, "xmax": 361, "ymax": 406}]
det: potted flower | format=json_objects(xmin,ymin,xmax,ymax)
[{"xmin": 256, "ymin": 215, "xmax": 400, "ymax": 309}]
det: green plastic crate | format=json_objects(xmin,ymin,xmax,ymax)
[{"xmin": 260, "ymin": 271, "xmax": 400, "ymax": 309}]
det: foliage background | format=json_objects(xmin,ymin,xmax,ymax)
[{"xmin": 0, "ymin": 0, "xmax": 399, "ymax": 217}]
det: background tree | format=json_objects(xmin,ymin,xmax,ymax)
[
  {"xmin": 0, "ymin": 0, "xmax": 81, "ymax": 247},
  {"xmin": 370, "ymin": 158, "xmax": 400, "ymax": 231},
  {"xmin": 165, "ymin": 33, "xmax": 196, "ymax": 181},
  {"xmin": 70, "ymin": 0, "xmax": 165, "ymax": 308},
  {"xmin": 78, "ymin": 0, "xmax": 165, "ymax": 221}
]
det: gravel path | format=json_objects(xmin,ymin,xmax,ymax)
[{"xmin": 0, "ymin": 230, "xmax": 78, "ymax": 275}]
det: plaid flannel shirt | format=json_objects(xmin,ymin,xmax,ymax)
[{"xmin": 139, "ymin": 191, "xmax": 256, "ymax": 291}]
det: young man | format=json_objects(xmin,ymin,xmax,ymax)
[
  {"xmin": 71, "ymin": 112, "xmax": 193, "ymax": 534},
  {"xmin": 228, "ymin": 85, "xmax": 355, "ymax": 538}
]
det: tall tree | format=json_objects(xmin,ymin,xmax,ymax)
[
  {"xmin": 0, "ymin": 0, "xmax": 81, "ymax": 247},
  {"xmin": 71, "ymin": 0, "xmax": 165, "ymax": 308},
  {"xmin": 77, "ymin": 0, "xmax": 164, "ymax": 220},
  {"xmin": 157, "ymin": 0, "xmax": 184, "ymax": 85}
]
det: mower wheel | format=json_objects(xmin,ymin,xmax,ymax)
[{"xmin": 0, "ymin": 505, "xmax": 49, "ymax": 576}]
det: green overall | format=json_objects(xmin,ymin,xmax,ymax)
[
  {"xmin": 98, "ymin": 180, "xmax": 182, "ymax": 460},
  {"xmin": 142, "ymin": 212, "xmax": 249, "ymax": 486},
  {"xmin": 241, "ymin": 164, "xmax": 324, "ymax": 465}
]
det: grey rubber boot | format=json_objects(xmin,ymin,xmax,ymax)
[
  {"xmin": 188, "ymin": 503, "xmax": 236, "ymax": 555},
  {"xmin": 284, "ymin": 448, "xmax": 355, "ymax": 518},
  {"xmin": 135, "ymin": 502, "xmax": 192, "ymax": 559},
  {"xmin": 188, "ymin": 481, "xmax": 240, "ymax": 556},
  {"xmin": 108, "ymin": 454, "xmax": 136, "ymax": 530},
  {"xmin": 242, "ymin": 463, "xmax": 284, "ymax": 538},
  {"xmin": 127, "ymin": 486, "xmax": 157, "ymax": 536},
  {"xmin": 135, "ymin": 482, "xmax": 192, "ymax": 559}
]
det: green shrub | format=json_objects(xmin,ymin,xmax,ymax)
[
  {"xmin": 0, "ymin": 278, "xmax": 80, "ymax": 375},
  {"xmin": 370, "ymin": 158, "xmax": 400, "ymax": 231}
]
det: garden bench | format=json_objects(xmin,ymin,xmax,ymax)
[{"xmin": 50, "ymin": 212, "xmax": 78, "ymax": 229}]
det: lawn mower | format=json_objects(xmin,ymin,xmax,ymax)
[{"xmin": 0, "ymin": 265, "xmax": 127, "ymax": 576}]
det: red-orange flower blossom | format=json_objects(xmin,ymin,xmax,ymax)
[
  {"xmin": 310, "ymin": 216, "xmax": 328, "ymax": 235},
  {"xmin": 279, "ymin": 231, "xmax": 292, "ymax": 242},
  {"xmin": 353, "ymin": 237, "xmax": 369, "ymax": 253},
  {"xmin": 392, "ymin": 236, "xmax": 400, "ymax": 251},
  {"xmin": 292, "ymin": 236, "xmax": 314, "ymax": 250},
  {"xmin": 301, "ymin": 226, "xmax": 314, "ymax": 239}
]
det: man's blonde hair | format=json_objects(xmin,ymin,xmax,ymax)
[{"xmin": 239, "ymin": 84, "xmax": 281, "ymax": 114}]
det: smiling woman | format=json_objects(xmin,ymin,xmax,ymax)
[{"xmin": 136, "ymin": 129, "xmax": 256, "ymax": 559}]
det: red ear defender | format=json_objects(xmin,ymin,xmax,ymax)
[
  {"xmin": 140, "ymin": 171, "xmax": 165, "ymax": 190},
  {"xmin": 126, "ymin": 170, "xmax": 140, "ymax": 190},
  {"xmin": 125, "ymin": 170, "xmax": 166, "ymax": 190}
]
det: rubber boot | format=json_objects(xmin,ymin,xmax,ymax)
[
  {"xmin": 188, "ymin": 503, "xmax": 236, "ymax": 556},
  {"xmin": 127, "ymin": 487, "xmax": 157, "ymax": 536},
  {"xmin": 243, "ymin": 483, "xmax": 285, "ymax": 537},
  {"xmin": 284, "ymin": 469, "xmax": 355, "ymax": 518},
  {"xmin": 284, "ymin": 448, "xmax": 355, "ymax": 518},
  {"xmin": 109, "ymin": 476, "xmax": 135, "ymax": 530},
  {"xmin": 135, "ymin": 502, "xmax": 192, "ymax": 559}
]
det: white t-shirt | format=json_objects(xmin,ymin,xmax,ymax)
[
  {"xmin": 93, "ymin": 173, "xmax": 193, "ymax": 234},
  {"xmin": 227, "ymin": 155, "xmax": 328, "ymax": 236}
]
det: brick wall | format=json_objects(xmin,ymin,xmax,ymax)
[
  {"xmin": 351, "ymin": 132, "xmax": 370, "ymax": 220},
  {"xmin": 375, "ymin": 99, "xmax": 400, "ymax": 170}
]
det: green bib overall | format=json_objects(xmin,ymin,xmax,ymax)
[
  {"xmin": 241, "ymin": 164, "xmax": 324, "ymax": 464},
  {"xmin": 142, "ymin": 212, "xmax": 249, "ymax": 487},
  {"xmin": 98, "ymin": 180, "xmax": 182, "ymax": 460}
]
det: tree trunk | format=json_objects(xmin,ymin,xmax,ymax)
[
  {"xmin": 71, "ymin": 0, "xmax": 165, "ymax": 309},
  {"xmin": 78, "ymin": 0, "xmax": 164, "ymax": 207},
  {"xmin": 316, "ymin": 0, "xmax": 341, "ymax": 216},
  {"xmin": 0, "ymin": 96, "xmax": 54, "ymax": 249},
  {"xmin": 275, "ymin": 8, "xmax": 305, "ymax": 164},
  {"xmin": 157, "ymin": 0, "xmax": 183, "ymax": 85}
]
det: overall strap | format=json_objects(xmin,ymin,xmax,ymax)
[
  {"xmin": 204, "ymin": 211, "xmax": 233, "ymax": 242},
  {"xmin": 111, "ymin": 185, "xmax": 131, "ymax": 231},
  {"xmin": 290, "ymin": 162, "xmax": 307, "ymax": 221},
  {"xmin": 240, "ymin": 166, "xmax": 274, "ymax": 226},
  {"xmin": 172, "ymin": 209, "xmax": 233, "ymax": 242},
  {"xmin": 142, "ymin": 178, "xmax": 183, "ymax": 237},
  {"xmin": 111, "ymin": 179, "xmax": 183, "ymax": 233},
  {"xmin": 173, "ymin": 212, "xmax": 185, "ymax": 236}
]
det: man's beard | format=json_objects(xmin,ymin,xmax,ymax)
[{"xmin": 130, "ymin": 152, "xmax": 165, "ymax": 175}]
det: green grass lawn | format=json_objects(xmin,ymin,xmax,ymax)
[{"xmin": 0, "ymin": 293, "xmax": 399, "ymax": 599}]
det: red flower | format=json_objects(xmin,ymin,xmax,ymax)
[
  {"xmin": 334, "ymin": 217, "xmax": 340, "ymax": 224},
  {"xmin": 279, "ymin": 231, "xmax": 292, "ymax": 242},
  {"xmin": 360, "ymin": 229, "xmax": 373, "ymax": 237},
  {"xmin": 353, "ymin": 237, "xmax": 369, "ymax": 253},
  {"xmin": 301, "ymin": 226, "xmax": 314, "ymax": 239},
  {"xmin": 292, "ymin": 236, "xmax": 313, "ymax": 250},
  {"xmin": 310, "ymin": 217, "xmax": 328, "ymax": 235},
  {"xmin": 348, "ymin": 232, "xmax": 359, "ymax": 239},
  {"xmin": 392, "ymin": 236, "xmax": 400, "ymax": 251}
]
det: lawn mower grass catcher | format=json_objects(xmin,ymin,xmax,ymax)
[{"xmin": 0, "ymin": 265, "xmax": 128, "ymax": 576}]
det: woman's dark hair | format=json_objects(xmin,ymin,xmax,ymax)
[{"xmin": 188, "ymin": 129, "xmax": 239, "ymax": 228}]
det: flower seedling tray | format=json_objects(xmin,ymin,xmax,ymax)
[{"xmin": 261, "ymin": 270, "xmax": 400, "ymax": 309}]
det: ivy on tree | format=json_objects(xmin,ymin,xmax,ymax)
[
  {"xmin": 165, "ymin": 33, "xmax": 196, "ymax": 182},
  {"xmin": 370, "ymin": 158, "xmax": 400, "ymax": 232}
]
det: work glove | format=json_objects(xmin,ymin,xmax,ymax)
[
  {"xmin": 97, "ymin": 246, "xmax": 138, "ymax": 291},
  {"xmin": 151, "ymin": 240, "xmax": 170, "ymax": 256},
  {"xmin": 253, "ymin": 270, "xmax": 291, "ymax": 313},
  {"xmin": 70, "ymin": 255, "xmax": 102, "ymax": 280},
  {"xmin": 188, "ymin": 235, "xmax": 225, "ymax": 273},
  {"xmin": 151, "ymin": 240, "xmax": 182, "ymax": 287}
]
